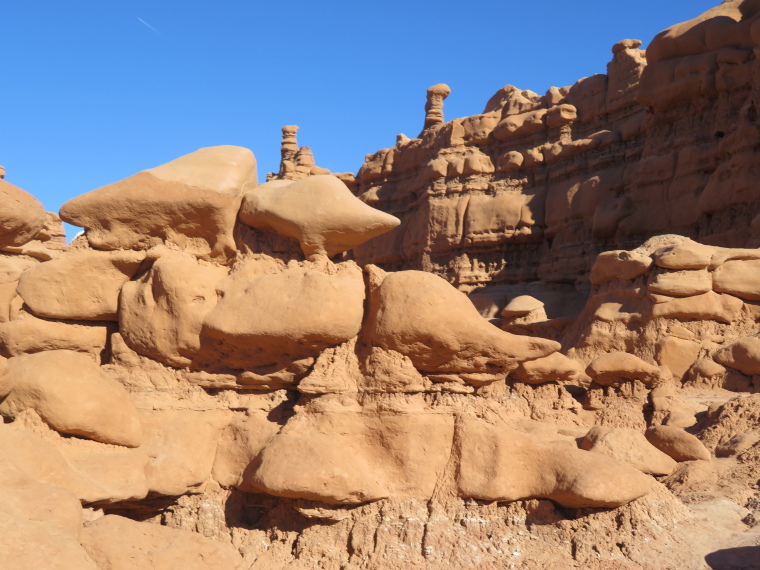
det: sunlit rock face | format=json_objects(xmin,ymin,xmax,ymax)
[{"xmin": 4, "ymin": 3, "xmax": 760, "ymax": 568}]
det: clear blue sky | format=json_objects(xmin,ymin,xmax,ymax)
[{"xmin": 2, "ymin": 1, "xmax": 718, "ymax": 239}]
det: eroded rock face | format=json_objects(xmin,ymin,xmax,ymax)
[{"xmin": 3, "ymin": 4, "xmax": 760, "ymax": 567}]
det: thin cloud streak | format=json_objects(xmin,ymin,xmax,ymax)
[{"xmin": 136, "ymin": 17, "xmax": 162, "ymax": 36}]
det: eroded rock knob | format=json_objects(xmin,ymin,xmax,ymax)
[{"xmin": 423, "ymin": 83, "xmax": 451, "ymax": 131}]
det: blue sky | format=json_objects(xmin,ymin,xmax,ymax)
[{"xmin": 2, "ymin": 1, "xmax": 718, "ymax": 239}]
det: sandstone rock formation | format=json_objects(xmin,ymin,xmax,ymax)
[{"xmin": 3, "ymin": 2, "xmax": 760, "ymax": 568}]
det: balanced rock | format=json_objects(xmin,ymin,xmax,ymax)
[
  {"xmin": 239, "ymin": 175, "xmax": 400, "ymax": 258},
  {"xmin": 580, "ymin": 426, "xmax": 677, "ymax": 475},
  {"xmin": 17, "ymin": 250, "xmax": 145, "ymax": 321},
  {"xmin": 0, "ymin": 350, "xmax": 142, "ymax": 447},
  {"xmin": 60, "ymin": 146, "xmax": 257, "ymax": 260},
  {"xmin": 0, "ymin": 179, "xmax": 47, "ymax": 248},
  {"xmin": 586, "ymin": 351, "xmax": 663, "ymax": 387},
  {"xmin": 645, "ymin": 425, "xmax": 711, "ymax": 462}
]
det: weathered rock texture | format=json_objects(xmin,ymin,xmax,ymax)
[{"xmin": 2, "ymin": 2, "xmax": 760, "ymax": 569}]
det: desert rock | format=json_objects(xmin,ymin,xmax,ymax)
[
  {"xmin": 0, "ymin": 350, "xmax": 142, "ymax": 447},
  {"xmin": 645, "ymin": 425, "xmax": 712, "ymax": 462},
  {"xmin": 239, "ymin": 175, "xmax": 400, "ymax": 258},
  {"xmin": 0, "ymin": 178, "xmax": 47, "ymax": 248},
  {"xmin": 60, "ymin": 146, "xmax": 256, "ymax": 260}
]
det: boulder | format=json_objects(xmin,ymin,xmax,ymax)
[
  {"xmin": 580, "ymin": 426, "xmax": 677, "ymax": 475},
  {"xmin": 0, "ymin": 312, "xmax": 109, "ymax": 357},
  {"xmin": 0, "ymin": 350, "xmax": 142, "ymax": 447},
  {"xmin": 457, "ymin": 416, "xmax": 652, "ymax": 508},
  {"xmin": 17, "ymin": 250, "xmax": 145, "ymax": 321},
  {"xmin": 366, "ymin": 267, "xmax": 559, "ymax": 378},
  {"xmin": 239, "ymin": 175, "xmax": 400, "ymax": 258},
  {"xmin": 645, "ymin": 425, "xmax": 711, "ymax": 461},
  {"xmin": 648, "ymin": 269, "xmax": 712, "ymax": 297},
  {"xmin": 653, "ymin": 242, "xmax": 714, "ymax": 269},
  {"xmin": 650, "ymin": 291, "xmax": 743, "ymax": 323},
  {"xmin": 586, "ymin": 352, "xmax": 663, "ymax": 387},
  {"xmin": 60, "ymin": 146, "xmax": 256, "ymax": 261},
  {"xmin": 0, "ymin": 178, "xmax": 47, "ymax": 247},
  {"xmin": 590, "ymin": 250, "xmax": 652, "ymax": 285},
  {"xmin": 201, "ymin": 260, "xmax": 365, "ymax": 369},
  {"xmin": 714, "ymin": 336, "xmax": 760, "ymax": 375},
  {"xmin": 712, "ymin": 259, "xmax": 760, "ymax": 300},
  {"xmin": 119, "ymin": 251, "xmax": 228, "ymax": 367},
  {"xmin": 80, "ymin": 515, "xmax": 243, "ymax": 570}
]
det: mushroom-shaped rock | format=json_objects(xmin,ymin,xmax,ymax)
[
  {"xmin": 501, "ymin": 295, "xmax": 548, "ymax": 325},
  {"xmin": 0, "ymin": 179, "xmax": 47, "ymax": 248},
  {"xmin": 238, "ymin": 175, "xmax": 400, "ymax": 259},
  {"xmin": 60, "ymin": 146, "xmax": 256, "ymax": 260},
  {"xmin": 457, "ymin": 416, "xmax": 652, "ymax": 508},
  {"xmin": 586, "ymin": 352, "xmax": 663, "ymax": 388},
  {"xmin": 366, "ymin": 268, "xmax": 560, "ymax": 377},
  {"xmin": 80, "ymin": 515, "xmax": 244, "ymax": 570},
  {"xmin": 201, "ymin": 260, "xmax": 365, "ymax": 369},
  {"xmin": 17, "ymin": 250, "xmax": 146, "ymax": 321},
  {"xmin": 714, "ymin": 336, "xmax": 760, "ymax": 375},
  {"xmin": 645, "ymin": 426, "xmax": 711, "ymax": 462},
  {"xmin": 0, "ymin": 350, "xmax": 142, "ymax": 447},
  {"xmin": 580, "ymin": 426, "xmax": 677, "ymax": 475}
]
